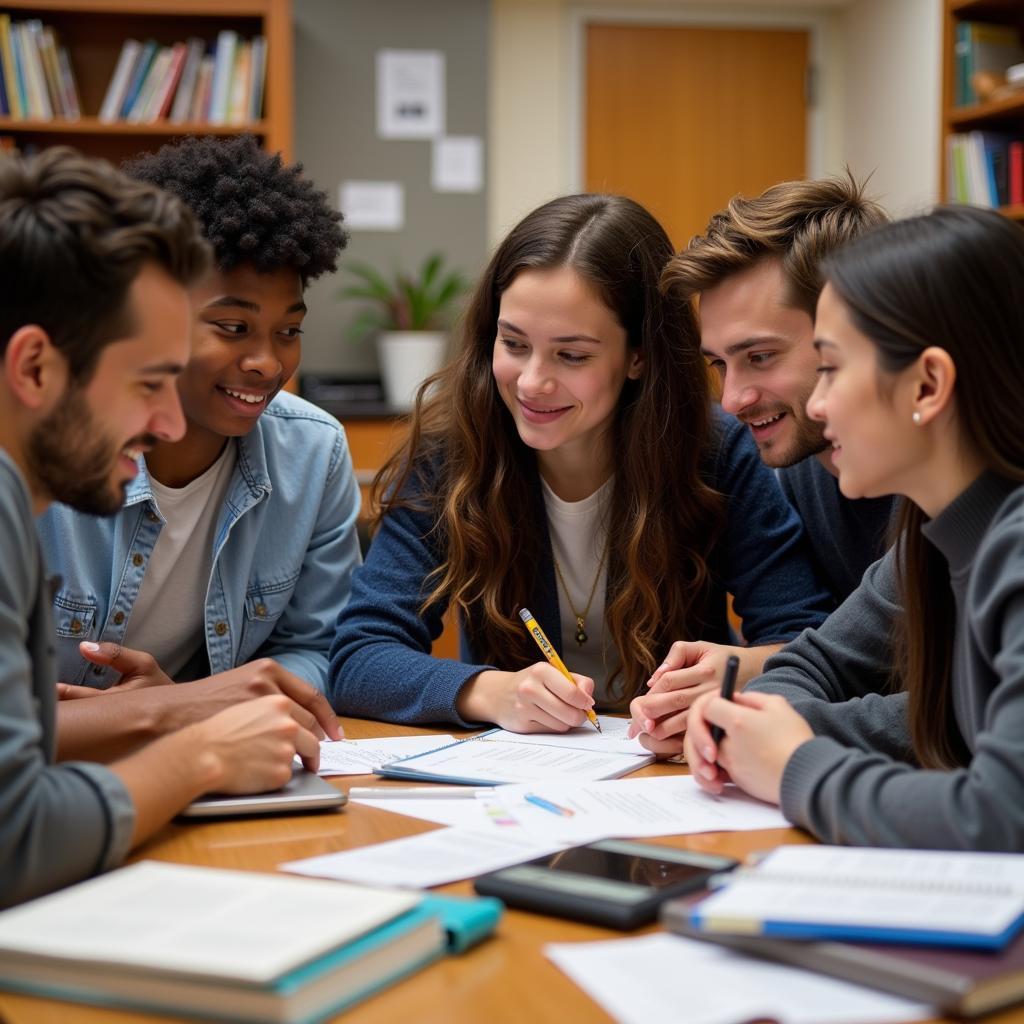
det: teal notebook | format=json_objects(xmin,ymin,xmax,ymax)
[{"xmin": 0, "ymin": 863, "xmax": 502, "ymax": 1024}]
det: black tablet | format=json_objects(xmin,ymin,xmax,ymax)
[{"xmin": 474, "ymin": 839, "xmax": 738, "ymax": 929}]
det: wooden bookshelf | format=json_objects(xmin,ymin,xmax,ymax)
[
  {"xmin": 0, "ymin": 0, "xmax": 292, "ymax": 164},
  {"xmin": 942, "ymin": 0, "xmax": 1024, "ymax": 218}
]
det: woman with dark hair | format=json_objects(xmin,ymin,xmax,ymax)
[
  {"xmin": 329, "ymin": 193, "xmax": 829, "ymax": 731},
  {"xmin": 679, "ymin": 205, "xmax": 1024, "ymax": 850}
]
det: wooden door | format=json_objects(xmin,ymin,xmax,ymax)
[{"xmin": 586, "ymin": 23, "xmax": 809, "ymax": 249}]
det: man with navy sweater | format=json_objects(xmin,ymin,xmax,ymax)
[
  {"xmin": 664, "ymin": 174, "xmax": 893, "ymax": 606},
  {"xmin": 628, "ymin": 176, "xmax": 896, "ymax": 752}
]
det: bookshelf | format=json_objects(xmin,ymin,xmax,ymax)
[
  {"xmin": 0, "ymin": 0, "xmax": 292, "ymax": 164},
  {"xmin": 942, "ymin": 0, "xmax": 1024, "ymax": 218}
]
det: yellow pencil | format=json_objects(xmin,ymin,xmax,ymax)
[{"xmin": 518, "ymin": 607, "xmax": 601, "ymax": 732}]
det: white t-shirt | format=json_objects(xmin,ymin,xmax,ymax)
[
  {"xmin": 541, "ymin": 476, "xmax": 615, "ymax": 702},
  {"xmin": 122, "ymin": 443, "xmax": 237, "ymax": 679}
]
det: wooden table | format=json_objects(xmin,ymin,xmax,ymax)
[{"xmin": 1, "ymin": 717, "xmax": 1021, "ymax": 1024}]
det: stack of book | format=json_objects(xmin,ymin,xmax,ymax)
[
  {"xmin": 946, "ymin": 131, "xmax": 1024, "ymax": 208},
  {"xmin": 99, "ymin": 30, "xmax": 266, "ymax": 126},
  {"xmin": 0, "ymin": 14, "xmax": 81, "ymax": 121},
  {"xmin": 664, "ymin": 845, "xmax": 1024, "ymax": 1019},
  {"xmin": 0, "ymin": 861, "xmax": 501, "ymax": 1023}
]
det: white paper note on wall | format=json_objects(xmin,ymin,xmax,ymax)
[
  {"xmin": 339, "ymin": 181, "xmax": 404, "ymax": 231},
  {"xmin": 432, "ymin": 136, "xmax": 483, "ymax": 193},
  {"xmin": 377, "ymin": 50, "xmax": 445, "ymax": 139}
]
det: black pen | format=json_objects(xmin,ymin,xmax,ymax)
[{"xmin": 709, "ymin": 654, "xmax": 740, "ymax": 747}]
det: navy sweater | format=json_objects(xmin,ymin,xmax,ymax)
[{"xmin": 329, "ymin": 409, "xmax": 831, "ymax": 726}]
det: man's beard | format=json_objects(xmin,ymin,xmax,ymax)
[
  {"xmin": 27, "ymin": 386, "xmax": 153, "ymax": 517},
  {"xmin": 759, "ymin": 408, "xmax": 829, "ymax": 469}
]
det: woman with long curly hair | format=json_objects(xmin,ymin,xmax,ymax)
[{"xmin": 329, "ymin": 193, "xmax": 830, "ymax": 732}]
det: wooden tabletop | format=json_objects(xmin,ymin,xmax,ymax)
[{"xmin": 1, "ymin": 717, "xmax": 1021, "ymax": 1024}]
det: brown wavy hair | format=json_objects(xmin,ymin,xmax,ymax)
[
  {"xmin": 662, "ymin": 171, "xmax": 888, "ymax": 314},
  {"xmin": 822, "ymin": 206, "xmax": 1024, "ymax": 768},
  {"xmin": 374, "ymin": 193, "xmax": 723, "ymax": 705}
]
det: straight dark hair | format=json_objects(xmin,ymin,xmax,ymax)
[
  {"xmin": 821, "ymin": 205, "xmax": 1024, "ymax": 768},
  {"xmin": 0, "ymin": 146, "xmax": 210, "ymax": 383},
  {"xmin": 375, "ymin": 193, "xmax": 722, "ymax": 705}
]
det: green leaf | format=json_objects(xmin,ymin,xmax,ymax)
[{"xmin": 336, "ymin": 254, "xmax": 469, "ymax": 340}]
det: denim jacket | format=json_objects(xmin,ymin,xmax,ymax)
[{"xmin": 38, "ymin": 392, "xmax": 361, "ymax": 693}]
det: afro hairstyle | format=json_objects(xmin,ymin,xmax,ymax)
[{"xmin": 125, "ymin": 134, "xmax": 347, "ymax": 286}]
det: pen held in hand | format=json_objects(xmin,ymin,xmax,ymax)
[
  {"xmin": 518, "ymin": 607, "xmax": 601, "ymax": 733},
  {"xmin": 709, "ymin": 654, "xmax": 740, "ymax": 749}
]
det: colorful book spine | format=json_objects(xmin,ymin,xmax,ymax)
[
  {"xmin": 127, "ymin": 46, "xmax": 170, "ymax": 122},
  {"xmin": 99, "ymin": 39, "xmax": 141, "ymax": 122},
  {"xmin": 1010, "ymin": 141, "xmax": 1024, "ymax": 207},
  {"xmin": 9, "ymin": 21, "xmax": 28, "ymax": 119},
  {"xmin": 56, "ymin": 45, "xmax": 81, "ymax": 120},
  {"xmin": 18, "ymin": 21, "xmax": 51, "ymax": 119},
  {"xmin": 118, "ymin": 39, "xmax": 158, "ymax": 120},
  {"xmin": 149, "ymin": 41, "xmax": 187, "ymax": 121},
  {"xmin": 0, "ymin": 15, "xmax": 19, "ymax": 119},
  {"xmin": 35, "ymin": 25, "xmax": 62, "ymax": 117},
  {"xmin": 189, "ymin": 54, "xmax": 215, "ymax": 123},
  {"xmin": 226, "ymin": 40, "xmax": 250, "ymax": 124},
  {"xmin": 169, "ymin": 38, "xmax": 206, "ymax": 123},
  {"xmin": 248, "ymin": 36, "xmax": 266, "ymax": 121},
  {"xmin": 208, "ymin": 29, "xmax": 237, "ymax": 124}
]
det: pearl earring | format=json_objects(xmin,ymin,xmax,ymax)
[{"xmin": 912, "ymin": 411, "xmax": 922, "ymax": 425}]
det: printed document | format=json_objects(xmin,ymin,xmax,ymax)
[
  {"xmin": 477, "ymin": 777, "xmax": 790, "ymax": 844},
  {"xmin": 282, "ymin": 827, "xmax": 562, "ymax": 889},
  {"xmin": 485, "ymin": 716, "xmax": 652, "ymax": 756},
  {"xmin": 545, "ymin": 933, "xmax": 933, "ymax": 1024},
  {"xmin": 300, "ymin": 735, "xmax": 455, "ymax": 776}
]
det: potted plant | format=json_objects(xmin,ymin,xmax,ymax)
[{"xmin": 339, "ymin": 253, "xmax": 468, "ymax": 410}]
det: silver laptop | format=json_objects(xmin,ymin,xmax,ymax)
[{"xmin": 178, "ymin": 768, "xmax": 347, "ymax": 818}]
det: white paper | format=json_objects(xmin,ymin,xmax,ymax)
[
  {"xmin": 282, "ymin": 827, "xmax": 561, "ymax": 889},
  {"xmin": 350, "ymin": 794, "xmax": 503, "ymax": 829},
  {"xmin": 431, "ymin": 135, "xmax": 483, "ymax": 192},
  {"xmin": 390, "ymin": 735, "xmax": 650, "ymax": 785},
  {"xmin": 545, "ymin": 933, "xmax": 932, "ymax": 1024},
  {"xmin": 377, "ymin": 50, "xmax": 444, "ymax": 139},
  {"xmin": 487, "ymin": 715, "xmax": 653, "ymax": 756},
  {"xmin": 339, "ymin": 181, "xmax": 404, "ymax": 231},
  {"xmin": 301, "ymin": 735, "xmax": 455, "ymax": 776},
  {"xmin": 477, "ymin": 777, "xmax": 790, "ymax": 844}
]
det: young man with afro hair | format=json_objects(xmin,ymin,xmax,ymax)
[{"xmin": 40, "ymin": 135, "xmax": 358, "ymax": 749}]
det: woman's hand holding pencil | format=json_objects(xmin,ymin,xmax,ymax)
[{"xmin": 453, "ymin": 608, "xmax": 599, "ymax": 733}]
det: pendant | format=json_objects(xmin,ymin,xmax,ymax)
[{"xmin": 575, "ymin": 617, "xmax": 587, "ymax": 646}]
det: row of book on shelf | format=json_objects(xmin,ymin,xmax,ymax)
[
  {"xmin": 0, "ymin": 15, "xmax": 81, "ymax": 120},
  {"xmin": 100, "ymin": 31, "xmax": 266, "ymax": 127},
  {"xmin": 947, "ymin": 131, "xmax": 1024, "ymax": 209},
  {"xmin": 0, "ymin": 15, "xmax": 265, "ymax": 126},
  {"xmin": 954, "ymin": 20, "xmax": 1024, "ymax": 107}
]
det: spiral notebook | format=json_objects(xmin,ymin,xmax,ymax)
[
  {"xmin": 376, "ymin": 725, "xmax": 654, "ymax": 786},
  {"xmin": 688, "ymin": 845, "xmax": 1024, "ymax": 950}
]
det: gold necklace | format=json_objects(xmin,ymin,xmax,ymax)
[{"xmin": 552, "ymin": 543, "xmax": 608, "ymax": 646}]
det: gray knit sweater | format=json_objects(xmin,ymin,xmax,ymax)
[{"xmin": 750, "ymin": 472, "xmax": 1024, "ymax": 850}]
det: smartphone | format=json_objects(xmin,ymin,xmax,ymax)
[{"xmin": 474, "ymin": 839, "xmax": 737, "ymax": 929}]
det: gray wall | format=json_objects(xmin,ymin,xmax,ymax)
[{"xmin": 293, "ymin": 0, "xmax": 490, "ymax": 376}]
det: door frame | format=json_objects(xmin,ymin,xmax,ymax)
[{"xmin": 567, "ymin": 6, "xmax": 831, "ymax": 193}]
